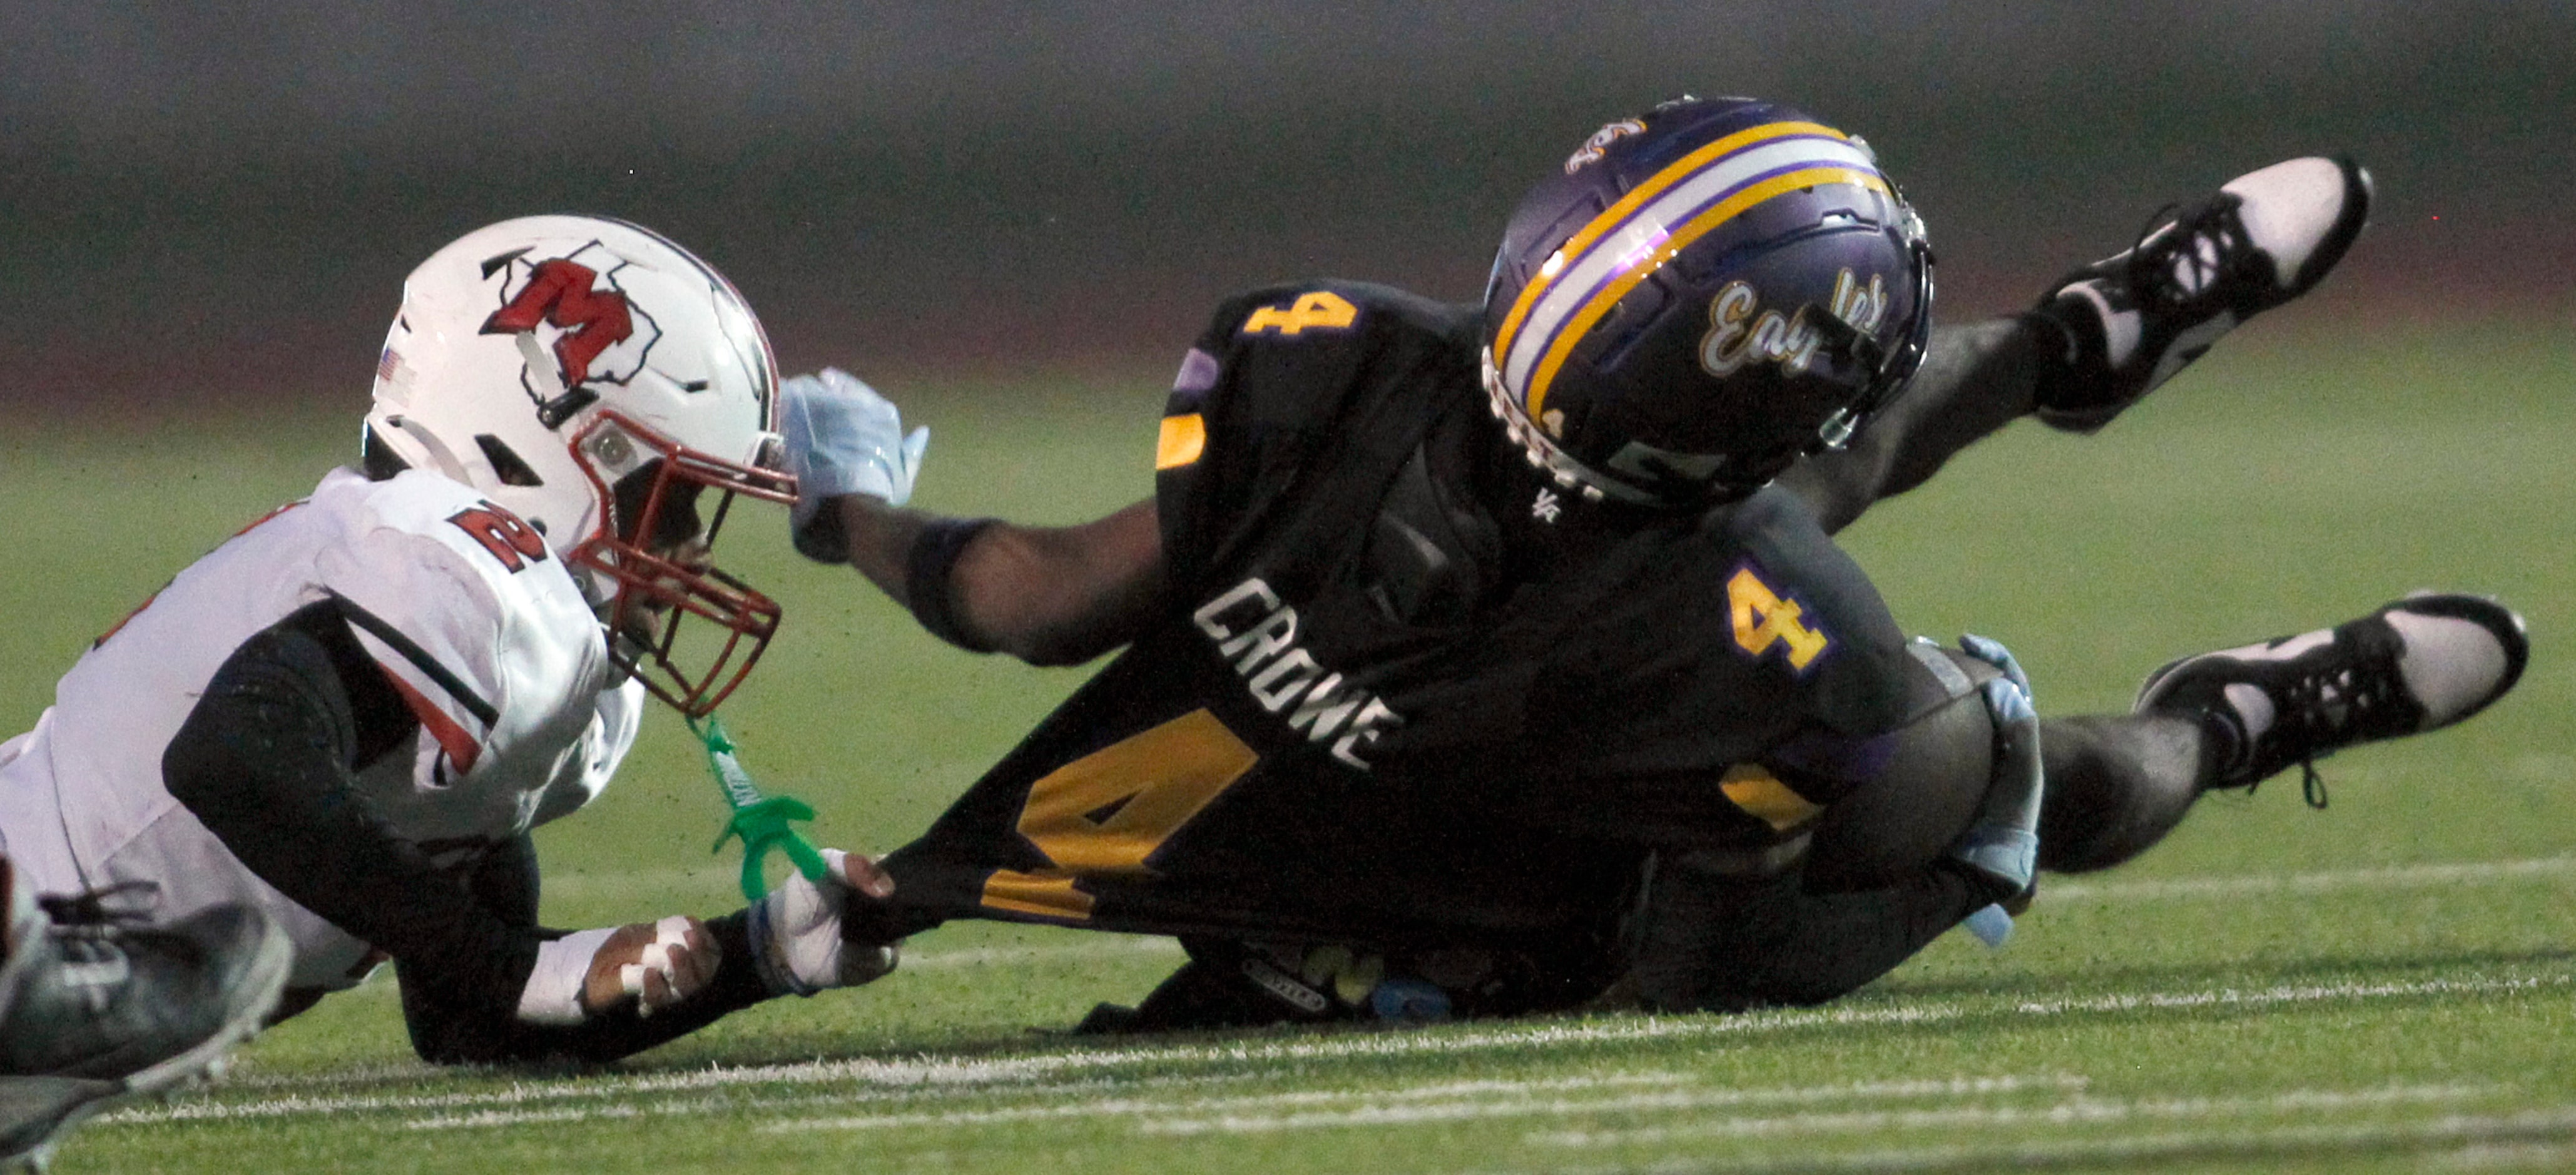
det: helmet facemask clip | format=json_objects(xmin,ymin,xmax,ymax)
[{"xmin": 1806, "ymin": 231, "xmax": 1936, "ymax": 452}]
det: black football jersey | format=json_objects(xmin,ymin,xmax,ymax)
[{"xmin": 881, "ymin": 282, "xmax": 1917, "ymax": 949}]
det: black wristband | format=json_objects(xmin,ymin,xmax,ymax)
[{"xmin": 907, "ymin": 517, "xmax": 999, "ymax": 653}]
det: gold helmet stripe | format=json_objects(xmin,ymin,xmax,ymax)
[
  {"xmin": 1492, "ymin": 121, "xmax": 1843, "ymax": 371},
  {"xmin": 1520, "ymin": 166, "xmax": 1890, "ymax": 422},
  {"xmin": 1490, "ymin": 121, "xmax": 1889, "ymax": 421}
]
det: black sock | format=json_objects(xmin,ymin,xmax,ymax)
[
  {"xmin": 2195, "ymin": 708, "xmax": 2249, "ymax": 788},
  {"xmin": 2019, "ymin": 307, "xmax": 2098, "ymax": 411},
  {"xmin": 0, "ymin": 858, "xmax": 18, "ymax": 971}
]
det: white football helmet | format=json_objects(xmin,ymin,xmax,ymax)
[{"xmin": 365, "ymin": 215, "xmax": 797, "ymax": 717}]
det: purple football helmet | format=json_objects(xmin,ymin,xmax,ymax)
[{"xmin": 1482, "ymin": 96, "xmax": 1934, "ymax": 507}]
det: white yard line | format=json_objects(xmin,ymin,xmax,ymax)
[
  {"xmin": 404, "ymin": 1105, "xmax": 639, "ymax": 1131},
  {"xmin": 2003, "ymin": 974, "xmax": 2563, "ymax": 1017},
  {"xmin": 2045, "ymin": 856, "xmax": 2576, "ymax": 903},
  {"xmin": 1527, "ymin": 1084, "xmax": 2498, "ymax": 1147},
  {"xmin": 2439, "ymin": 1139, "xmax": 2576, "ymax": 1171},
  {"xmin": 1130, "ymin": 1076, "xmax": 2092, "ymax": 1138},
  {"xmin": 763, "ymin": 1074, "xmax": 2079, "ymax": 1136},
  {"xmin": 109, "ymin": 970, "xmax": 2565, "ymax": 1131},
  {"xmin": 1563, "ymin": 1107, "xmax": 2576, "ymax": 1174},
  {"xmin": 118, "ymin": 1069, "xmax": 1689, "ymax": 1127},
  {"xmin": 457, "ymin": 856, "xmax": 2576, "ymax": 1049}
]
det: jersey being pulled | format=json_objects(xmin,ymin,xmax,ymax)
[
  {"xmin": 0, "ymin": 467, "xmax": 639, "ymax": 990},
  {"xmin": 885, "ymin": 282, "xmax": 1915, "ymax": 948}
]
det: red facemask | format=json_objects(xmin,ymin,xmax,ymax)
[{"xmin": 564, "ymin": 410, "xmax": 797, "ymax": 718}]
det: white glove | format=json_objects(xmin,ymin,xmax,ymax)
[
  {"xmin": 748, "ymin": 848, "xmax": 901, "ymax": 997},
  {"xmin": 779, "ymin": 367, "xmax": 929, "ymax": 562}
]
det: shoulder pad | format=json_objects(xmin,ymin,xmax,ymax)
[
  {"xmin": 1167, "ymin": 282, "xmax": 1478, "ymax": 418},
  {"xmin": 313, "ymin": 472, "xmax": 609, "ymax": 780},
  {"xmin": 1153, "ymin": 282, "xmax": 1479, "ymax": 609}
]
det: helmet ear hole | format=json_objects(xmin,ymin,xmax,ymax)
[
  {"xmin": 360, "ymin": 426, "xmax": 412, "ymax": 482},
  {"xmin": 473, "ymin": 435, "xmax": 546, "ymax": 487}
]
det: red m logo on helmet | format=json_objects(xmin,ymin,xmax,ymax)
[{"xmin": 481, "ymin": 258, "xmax": 636, "ymax": 392}]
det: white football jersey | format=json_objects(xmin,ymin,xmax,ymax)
[{"xmin": 0, "ymin": 467, "xmax": 641, "ymax": 990}]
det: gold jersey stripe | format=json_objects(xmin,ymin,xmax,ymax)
[
  {"xmin": 980, "ymin": 870, "xmax": 1095, "ymax": 920},
  {"xmin": 1719, "ymin": 763, "xmax": 1825, "ymax": 833},
  {"xmin": 1156, "ymin": 413, "xmax": 1208, "ymax": 470}
]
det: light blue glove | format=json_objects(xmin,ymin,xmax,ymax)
[
  {"xmin": 1958, "ymin": 633, "xmax": 2032, "ymax": 705},
  {"xmin": 1949, "ymin": 633, "xmax": 2042, "ymax": 947},
  {"xmin": 778, "ymin": 367, "xmax": 929, "ymax": 562}
]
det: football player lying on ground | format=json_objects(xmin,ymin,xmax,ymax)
[
  {"xmin": 0, "ymin": 217, "xmax": 898, "ymax": 1163},
  {"xmin": 785, "ymin": 96, "xmax": 2529, "ymax": 1028}
]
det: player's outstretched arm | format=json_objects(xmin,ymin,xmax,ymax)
[
  {"xmin": 161, "ymin": 603, "xmax": 883, "ymax": 1065},
  {"xmin": 398, "ymin": 842, "xmax": 898, "ymax": 1066},
  {"xmin": 838, "ymin": 495, "xmax": 1164, "ymax": 665},
  {"xmin": 781, "ymin": 367, "xmax": 1167, "ymax": 664}
]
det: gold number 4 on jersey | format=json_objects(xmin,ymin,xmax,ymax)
[
  {"xmin": 980, "ymin": 708, "xmax": 1260, "ymax": 920},
  {"xmin": 1727, "ymin": 566, "xmax": 1830, "ymax": 670},
  {"xmin": 1241, "ymin": 291, "xmax": 1359, "ymax": 336}
]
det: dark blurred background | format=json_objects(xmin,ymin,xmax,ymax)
[{"xmin": 6, "ymin": 1, "xmax": 2572, "ymax": 414}]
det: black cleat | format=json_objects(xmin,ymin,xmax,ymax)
[
  {"xmin": 0, "ymin": 879, "xmax": 292, "ymax": 1171},
  {"xmin": 2034, "ymin": 155, "xmax": 2374, "ymax": 432},
  {"xmin": 2134, "ymin": 594, "xmax": 2529, "ymax": 805}
]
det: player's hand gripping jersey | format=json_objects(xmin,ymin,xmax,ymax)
[
  {"xmin": 0, "ymin": 467, "xmax": 634, "ymax": 996},
  {"xmin": 883, "ymin": 283, "xmax": 1921, "ymax": 954}
]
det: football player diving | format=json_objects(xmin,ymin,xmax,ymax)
[
  {"xmin": 0, "ymin": 217, "xmax": 897, "ymax": 1165},
  {"xmin": 782, "ymin": 96, "xmax": 2528, "ymax": 1029}
]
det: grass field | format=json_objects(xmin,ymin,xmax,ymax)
[{"xmin": 2, "ymin": 322, "xmax": 2570, "ymax": 1172}]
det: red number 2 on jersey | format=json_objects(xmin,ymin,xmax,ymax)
[{"xmin": 447, "ymin": 503, "xmax": 550, "ymax": 573}]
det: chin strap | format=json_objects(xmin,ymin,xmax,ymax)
[{"xmin": 693, "ymin": 716, "xmax": 831, "ymax": 903}]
